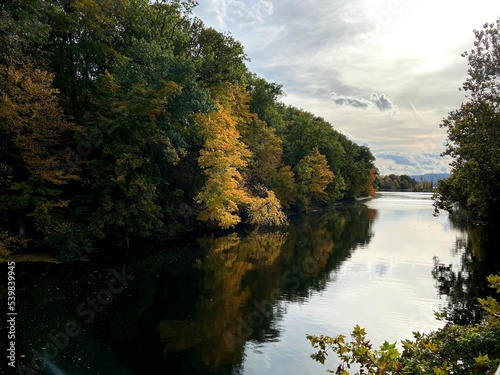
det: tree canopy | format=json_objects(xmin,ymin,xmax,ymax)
[
  {"xmin": 0, "ymin": 0, "xmax": 376, "ymax": 258},
  {"xmin": 435, "ymin": 19, "xmax": 500, "ymax": 223}
]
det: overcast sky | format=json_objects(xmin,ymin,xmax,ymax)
[{"xmin": 193, "ymin": 0, "xmax": 500, "ymax": 175}]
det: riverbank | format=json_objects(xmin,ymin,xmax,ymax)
[{"xmin": 2, "ymin": 192, "xmax": 497, "ymax": 374}]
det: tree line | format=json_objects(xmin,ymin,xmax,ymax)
[
  {"xmin": 0, "ymin": 0, "xmax": 376, "ymax": 258},
  {"xmin": 376, "ymin": 174, "xmax": 434, "ymax": 192}
]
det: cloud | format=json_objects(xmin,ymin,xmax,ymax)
[
  {"xmin": 371, "ymin": 93, "xmax": 398, "ymax": 115},
  {"xmin": 205, "ymin": 0, "xmax": 274, "ymax": 28},
  {"xmin": 330, "ymin": 92, "xmax": 398, "ymax": 116},
  {"xmin": 331, "ymin": 92, "xmax": 372, "ymax": 108},
  {"xmin": 377, "ymin": 153, "xmax": 413, "ymax": 166},
  {"xmin": 375, "ymin": 151, "xmax": 450, "ymax": 175},
  {"xmin": 192, "ymin": 0, "xmax": 500, "ymax": 174}
]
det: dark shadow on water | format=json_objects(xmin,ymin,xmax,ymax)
[
  {"xmin": 432, "ymin": 213, "xmax": 500, "ymax": 325},
  {"xmin": 0, "ymin": 202, "xmax": 376, "ymax": 375}
]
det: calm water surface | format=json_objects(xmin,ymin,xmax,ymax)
[{"xmin": 3, "ymin": 192, "xmax": 499, "ymax": 374}]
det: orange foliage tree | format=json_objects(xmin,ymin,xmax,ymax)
[
  {"xmin": 294, "ymin": 147, "xmax": 335, "ymax": 209},
  {"xmin": 195, "ymin": 84, "xmax": 253, "ymax": 228},
  {"xmin": 196, "ymin": 84, "xmax": 287, "ymax": 228},
  {"xmin": 360, "ymin": 168, "xmax": 377, "ymax": 197},
  {"xmin": 0, "ymin": 64, "xmax": 81, "ymax": 254}
]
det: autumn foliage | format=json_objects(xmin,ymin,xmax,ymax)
[
  {"xmin": 0, "ymin": 0, "xmax": 376, "ymax": 257},
  {"xmin": 196, "ymin": 85, "xmax": 253, "ymax": 228}
]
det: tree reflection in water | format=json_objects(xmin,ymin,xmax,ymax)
[
  {"xmin": 6, "ymin": 202, "xmax": 376, "ymax": 375},
  {"xmin": 432, "ymin": 214, "xmax": 500, "ymax": 325},
  {"xmin": 155, "ymin": 202, "xmax": 376, "ymax": 372}
]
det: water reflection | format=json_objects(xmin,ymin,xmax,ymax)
[
  {"xmin": 154, "ymin": 203, "xmax": 376, "ymax": 374},
  {"xmin": 6, "ymin": 194, "xmax": 497, "ymax": 375},
  {"xmin": 158, "ymin": 230, "xmax": 288, "ymax": 367},
  {"xmin": 3, "ymin": 202, "xmax": 375, "ymax": 375},
  {"xmin": 432, "ymin": 214, "xmax": 500, "ymax": 324}
]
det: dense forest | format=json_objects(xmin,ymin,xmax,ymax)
[{"xmin": 0, "ymin": 0, "xmax": 376, "ymax": 258}]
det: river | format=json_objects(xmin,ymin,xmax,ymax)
[{"xmin": 2, "ymin": 192, "xmax": 499, "ymax": 374}]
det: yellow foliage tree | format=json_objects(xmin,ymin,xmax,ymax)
[
  {"xmin": 196, "ymin": 84, "xmax": 288, "ymax": 228},
  {"xmin": 0, "ymin": 65, "xmax": 81, "ymax": 184},
  {"xmin": 195, "ymin": 84, "xmax": 253, "ymax": 228},
  {"xmin": 248, "ymin": 189, "xmax": 288, "ymax": 226},
  {"xmin": 294, "ymin": 147, "xmax": 335, "ymax": 208},
  {"xmin": 0, "ymin": 63, "xmax": 81, "ymax": 254}
]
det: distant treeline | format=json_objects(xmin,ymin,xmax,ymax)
[
  {"xmin": 0, "ymin": 0, "xmax": 376, "ymax": 258},
  {"xmin": 376, "ymin": 174, "xmax": 435, "ymax": 192}
]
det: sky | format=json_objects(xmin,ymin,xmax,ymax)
[{"xmin": 192, "ymin": 0, "xmax": 500, "ymax": 175}]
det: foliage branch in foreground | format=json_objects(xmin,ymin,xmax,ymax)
[{"xmin": 307, "ymin": 275, "xmax": 500, "ymax": 374}]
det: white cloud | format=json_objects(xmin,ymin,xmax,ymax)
[
  {"xmin": 330, "ymin": 92, "xmax": 398, "ymax": 117},
  {"xmin": 193, "ymin": 0, "xmax": 500, "ymax": 174},
  {"xmin": 201, "ymin": 0, "xmax": 274, "ymax": 28},
  {"xmin": 331, "ymin": 92, "xmax": 372, "ymax": 109},
  {"xmin": 370, "ymin": 93, "xmax": 398, "ymax": 116},
  {"xmin": 375, "ymin": 151, "xmax": 451, "ymax": 175}
]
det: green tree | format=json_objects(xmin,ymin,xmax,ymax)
[
  {"xmin": 295, "ymin": 147, "xmax": 335, "ymax": 209},
  {"xmin": 281, "ymin": 108, "xmax": 349, "ymax": 201},
  {"xmin": 341, "ymin": 144, "xmax": 375, "ymax": 198},
  {"xmin": 0, "ymin": 0, "xmax": 50, "ymax": 67},
  {"xmin": 435, "ymin": 19, "xmax": 500, "ymax": 222},
  {"xmin": 247, "ymin": 73, "xmax": 286, "ymax": 132},
  {"xmin": 85, "ymin": 75, "xmax": 184, "ymax": 246},
  {"xmin": 36, "ymin": 0, "xmax": 214, "ymax": 248},
  {"xmin": 272, "ymin": 165, "xmax": 297, "ymax": 209},
  {"xmin": 0, "ymin": 0, "xmax": 380, "ymax": 256},
  {"xmin": 190, "ymin": 26, "xmax": 249, "ymax": 88}
]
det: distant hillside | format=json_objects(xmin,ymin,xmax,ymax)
[{"xmin": 411, "ymin": 173, "xmax": 450, "ymax": 184}]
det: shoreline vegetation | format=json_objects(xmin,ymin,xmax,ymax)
[
  {"xmin": 1, "ymin": 0, "xmax": 377, "ymax": 260},
  {"xmin": 308, "ymin": 274, "xmax": 500, "ymax": 375},
  {"xmin": 376, "ymin": 174, "xmax": 448, "ymax": 193}
]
